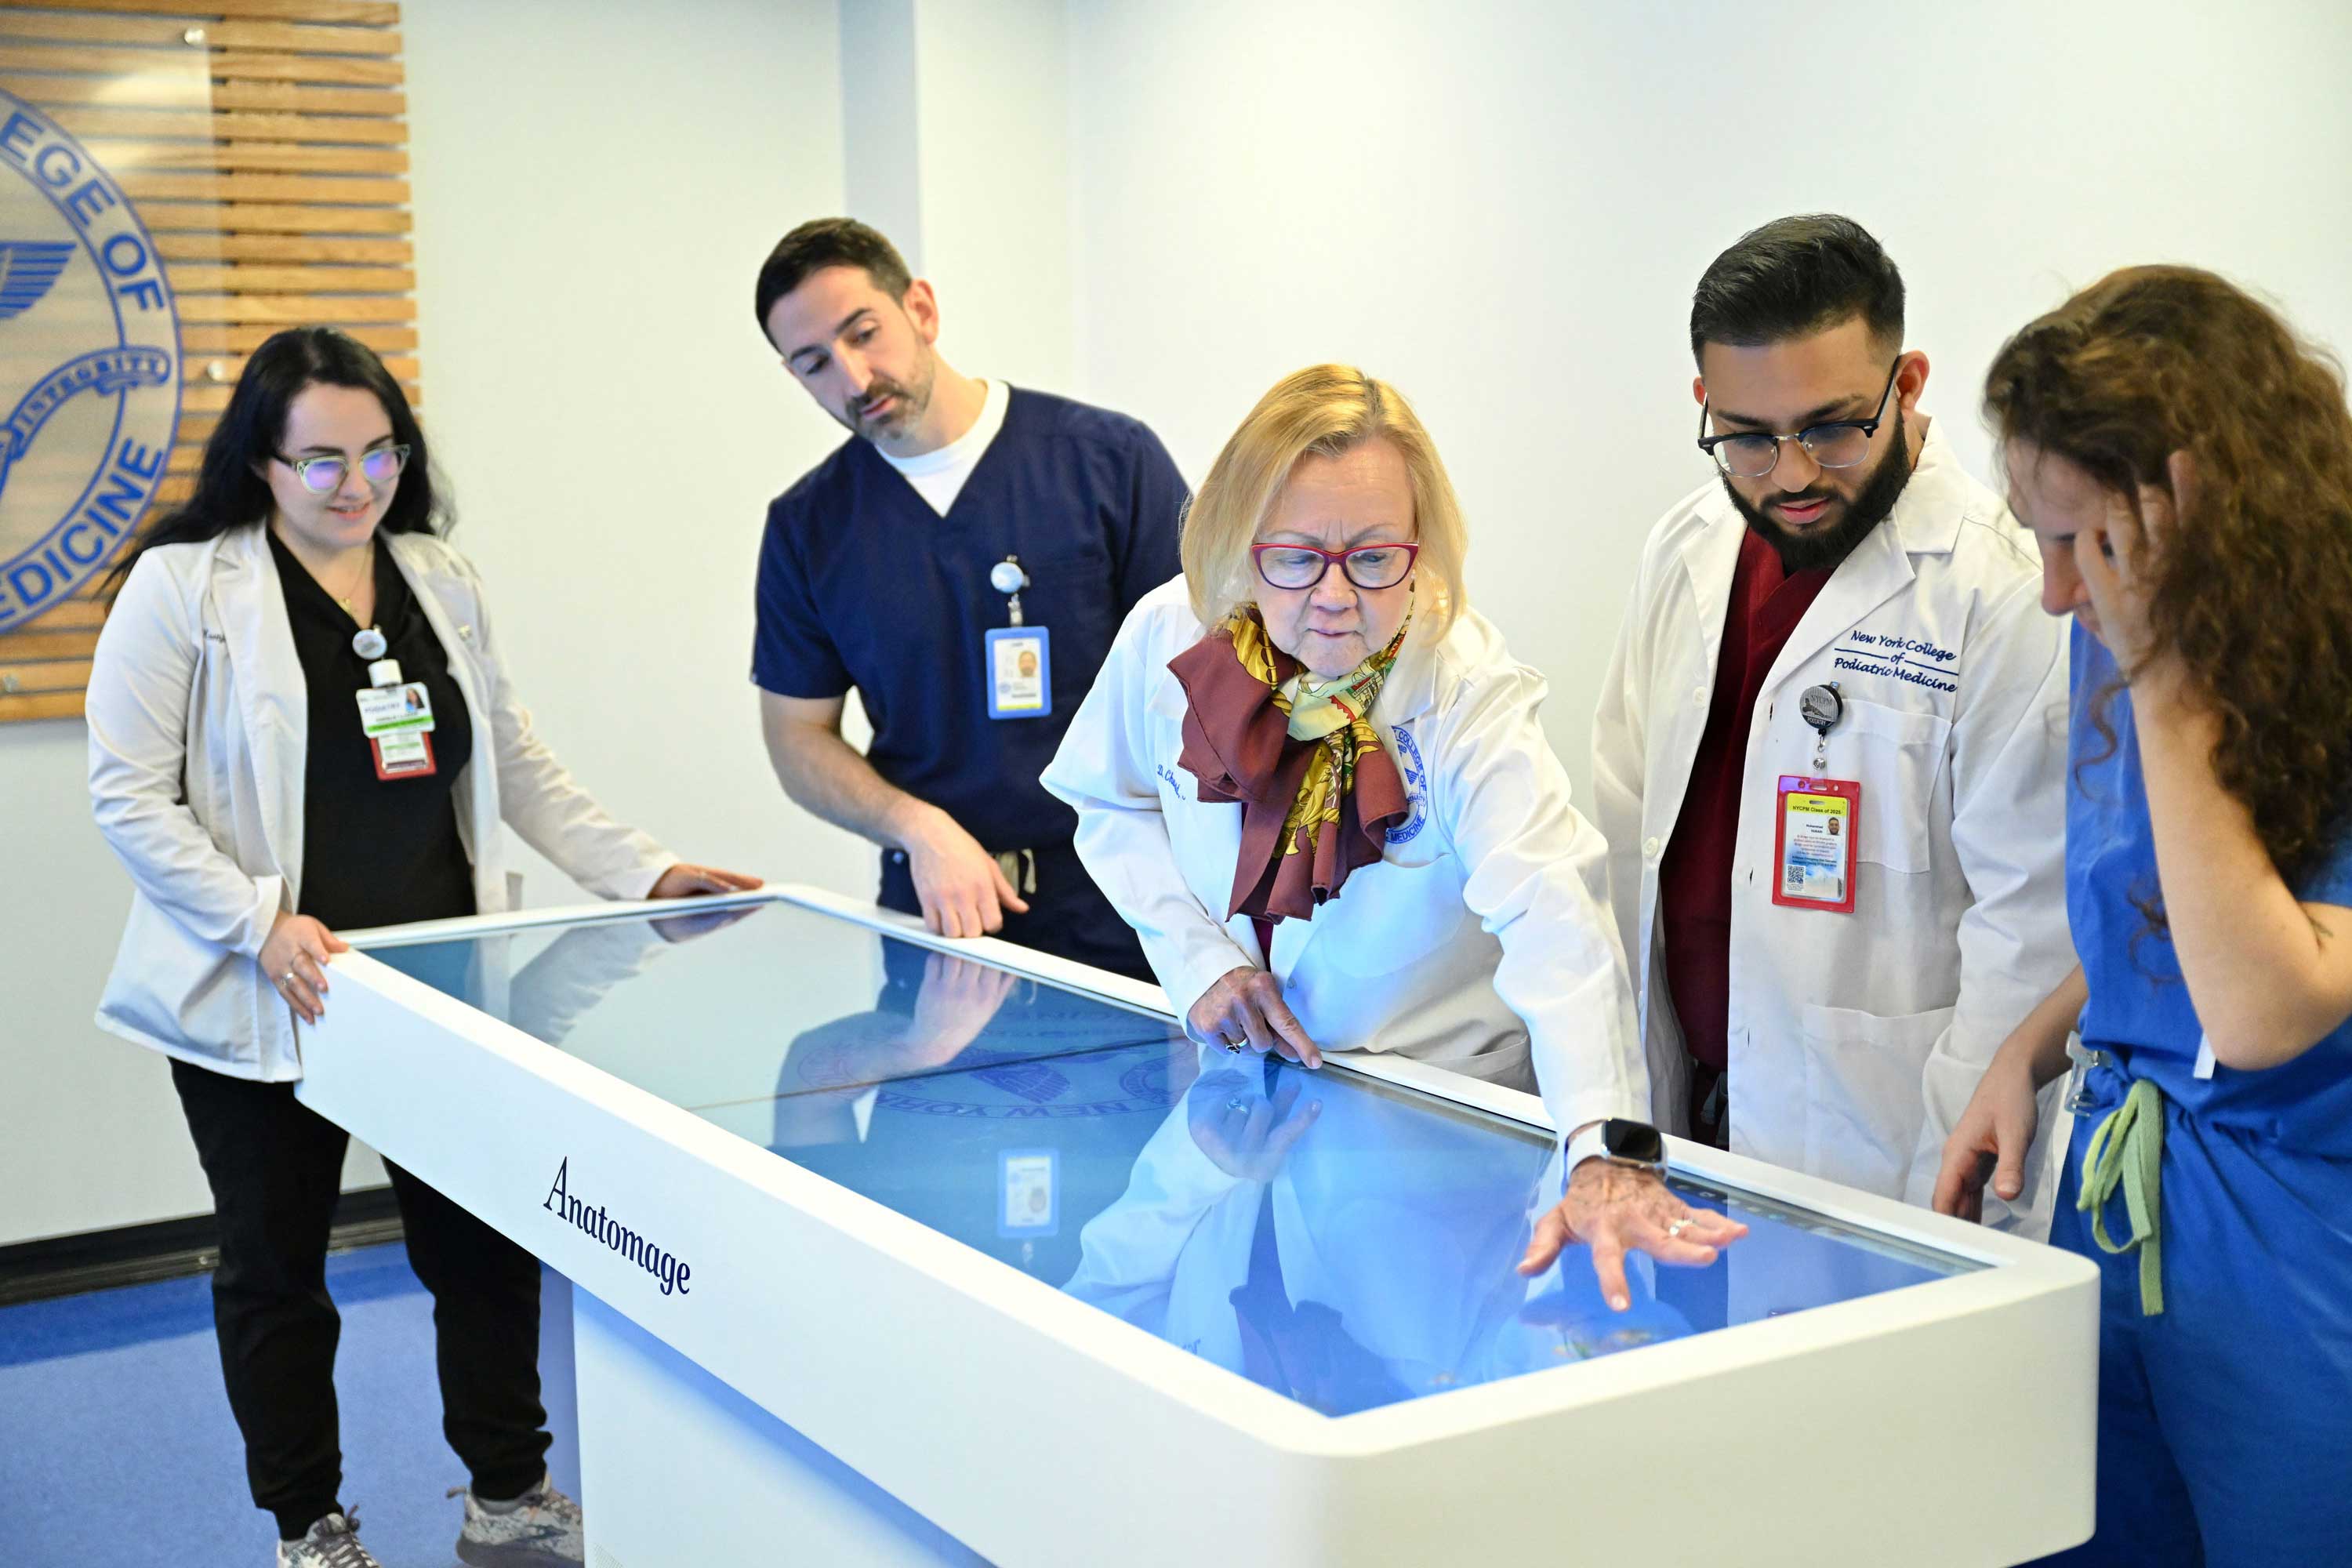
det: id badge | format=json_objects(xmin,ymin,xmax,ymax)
[
  {"xmin": 996, "ymin": 1148, "xmax": 1058, "ymax": 1237},
  {"xmin": 356, "ymin": 681, "xmax": 437, "ymax": 781},
  {"xmin": 1771, "ymin": 775, "xmax": 1860, "ymax": 913},
  {"xmin": 985, "ymin": 625, "xmax": 1051, "ymax": 719}
]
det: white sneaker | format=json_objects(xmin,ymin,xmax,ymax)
[
  {"xmin": 277, "ymin": 1511, "xmax": 382, "ymax": 1568},
  {"xmin": 452, "ymin": 1472, "xmax": 586, "ymax": 1566}
]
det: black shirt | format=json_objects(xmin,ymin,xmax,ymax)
[{"xmin": 270, "ymin": 528, "xmax": 476, "ymax": 931}]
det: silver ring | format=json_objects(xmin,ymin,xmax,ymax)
[
  {"xmin": 1225, "ymin": 1096, "xmax": 1251, "ymax": 1114},
  {"xmin": 281, "ymin": 971, "xmax": 298, "ymax": 988},
  {"xmin": 1666, "ymin": 1217, "xmax": 1693, "ymax": 1240},
  {"xmin": 1223, "ymin": 1038, "xmax": 1243, "ymax": 1053}
]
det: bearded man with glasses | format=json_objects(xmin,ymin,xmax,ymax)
[{"xmin": 1591, "ymin": 215, "xmax": 2074, "ymax": 1236}]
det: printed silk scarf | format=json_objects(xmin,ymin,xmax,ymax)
[{"xmin": 1167, "ymin": 604, "xmax": 1411, "ymax": 922}]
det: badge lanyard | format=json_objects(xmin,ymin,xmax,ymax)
[
  {"xmin": 352, "ymin": 632, "xmax": 438, "ymax": 780},
  {"xmin": 983, "ymin": 554, "xmax": 1052, "ymax": 720},
  {"xmin": 1772, "ymin": 681, "xmax": 1859, "ymax": 913}
]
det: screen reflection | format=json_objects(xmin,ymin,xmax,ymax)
[{"xmin": 372, "ymin": 902, "xmax": 1969, "ymax": 1417}]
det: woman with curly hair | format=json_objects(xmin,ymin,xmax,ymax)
[{"xmin": 1934, "ymin": 267, "xmax": 2352, "ymax": 1563}]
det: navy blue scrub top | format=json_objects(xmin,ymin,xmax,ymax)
[
  {"xmin": 752, "ymin": 387, "xmax": 1186, "ymax": 853},
  {"xmin": 2068, "ymin": 623, "xmax": 2352, "ymax": 1155}
]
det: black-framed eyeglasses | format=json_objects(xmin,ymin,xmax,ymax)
[
  {"xmin": 1696, "ymin": 358, "xmax": 1900, "ymax": 479},
  {"xmin": 275, "ymin": 444, "xmax": 410, "ymax": 495},
  {"xmin": 1250, "ymin": 540, "xmax": 1419, "ymax": 592}
]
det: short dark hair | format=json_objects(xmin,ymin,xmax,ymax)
[
  {"xmin": 753, "ymin": 217, "xmax": 913, "ymax": 336},
  {"xmin": 1689, "ymin": 214, "xmax": 1904, "ymax": 365},
  {"xmin": 108, "ymin": 327, "xmax": 445, "ymax": 593}
]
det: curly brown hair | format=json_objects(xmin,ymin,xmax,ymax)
[{"xmin": 1984, "ymin": 265, "xmax": 2352, "ymax": 909}]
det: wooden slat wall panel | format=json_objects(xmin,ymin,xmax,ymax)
[
  {"xmin": 178, "ymin": 321, "xmax": 414, "ymax": 351},
  {"xmin": 87, "ymin": 140, "xmax": 408, "ymax": 174},
  {"xmin": 180, "ymin": 293, "xmax": 412, "ymax": 322},
  {"xmin": 55, "ymin": 104, "xmax": 408, "ymax": 143},
  {"xmin": 0, "ymin": 691, "xmax": 89, "ymax": 720},
  {"xmin": 161, "ymin": 234, "xmax": 411, "ymax": 263},
  {"xmin": 171, "ymin": 263, "xmax": 412, "ymax": 291},
  {"xmin": 1, "ymin": 0, "xmax": 398, "ymax": 24},
  {"xmin": 0, "ymin": 44, "xmax": 401, "ymax": 85},
  {"xmin": 0, "ymin": 71, "xmax": 402, "ymax": 114},
  {"xmin": 0, "ymin": 656, "xmax": 94, "ymax": 691},
  {"xmin": 121, "ymin": 171, "xmax": 410, "ymax": 203},
  {"xmin": 136, "ymin": 201, "xmax": 408, "ymax": 232},
  {"xmin": 0, "ymin": 0, "xmax": 417, "ymax": 724},
  {"xmin": 102, "ymin": 145, "xmax": 409, "ymax": 177},
  {"xmin": 0, "ymin": 13, "xmax": 397, "ymax": 53},
  {"xmin": 19, "ymin": 599, "xmax": 107, "ymax": 631}
]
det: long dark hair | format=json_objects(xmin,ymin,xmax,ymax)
[
  {"xmin": 107, "ymin": 326, "xmax": 449, "ymax": 593},
  {"xmin": 1985, "ymin": 266, "xmax": 2352, "ymax": 924}
]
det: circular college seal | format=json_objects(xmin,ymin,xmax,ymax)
[{"xmin": 0, "ymin": 89, "xmax": 180, "ymax": 633}]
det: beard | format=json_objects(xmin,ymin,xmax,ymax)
[
  {"xmin": 837, "ymin": 350, "xmax": 938, "ymax": 445},
  {"xmin": 1720, "ymin": 405, "xmax": 1915, "ymax": 573}
]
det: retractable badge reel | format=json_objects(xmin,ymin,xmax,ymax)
[
  {"xmin": 1772, "ymin": 681, "xmax": 1860, "ymax": 913},
  {"xmin": 983, "ymin": 554, "xmax": 1052, "ymax": 720}
]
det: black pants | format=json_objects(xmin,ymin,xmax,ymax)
[
  {"xmin": 880, "ymin": 837, "xmax": 1154, "ymax": 983},
  {"xmin": 170, "ymin": 1058, "xmax": 550, "ymax": 1540}
]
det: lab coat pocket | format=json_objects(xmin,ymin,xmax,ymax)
[
  {"xmin": 1316, "ymin": 858, "xmax": 1466, "ymax": 976},
  {"xmin": 1839, "ymin": 700, "xmax": 1949, "ymax": 874},
  {"xmin": 1798, "ymin": 1001, "xmax": 1955, "ymax": 1199}
]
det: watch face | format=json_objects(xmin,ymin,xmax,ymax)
[{"xmin": 1603, "ymin": 1118, "xmax": 1664, "ymax": 1165}]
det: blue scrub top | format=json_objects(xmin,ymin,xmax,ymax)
[
  {"xmin": 2069, "ymin": 623, "xmax": 2352, "ymax": 1154},
  {"xmin": 752, "ymin": 387, "xmax": 1186, "ymax": 852}
]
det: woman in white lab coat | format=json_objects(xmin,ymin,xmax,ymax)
[
  {"xmin": 85, "ymin": 327, "xmax": 757, "ymax": 1568},
  {"xmin": 1043, "ymin": 364, "xmax": 1744, "ymax": 1301}
]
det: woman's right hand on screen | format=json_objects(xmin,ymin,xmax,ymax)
[
  {"xmin": 1187, "ymin": 966, "xmax": 1323, "ymax": 1069},
  {"xmin": 260, "ymin": 912, "xmax": 349, "ymax": 1025}
]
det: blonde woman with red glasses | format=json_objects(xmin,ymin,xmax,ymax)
[{"xmin": 1045, "ymin": 364, "xmax": 1744, "ymax": 1306}]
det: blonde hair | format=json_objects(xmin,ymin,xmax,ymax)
[{"xmin": 1180, "ymin": 364, "xmax": 1468, "ymax": 637}]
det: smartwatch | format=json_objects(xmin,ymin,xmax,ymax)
[{"xmin": 1564, "ymin": 1117, "xmax": 1666, "ymax": 1176}]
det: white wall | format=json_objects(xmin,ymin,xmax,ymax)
[
  {"xmin": 1063, "ymin": 0, "xmax": 2352, "ymax": 797},
  {"xmin": 0, "ymin": 0, "xmax": 860, "ymax": 1247},
  {"xmin": 908, "ymin": 0, "xmax": 1076, "ymax": 393}
]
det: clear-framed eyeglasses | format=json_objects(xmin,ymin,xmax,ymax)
[
  {"xmin": 1696, "ymin": 358, "xmax": 1900, "ymax": 479},
  {"xmin": 276, "ymin": 444, "xmax": 411, "ymax": 495},
  {"xmin": 1250, "ymin": 540, "xmax": 1419, "ymax": 592}
]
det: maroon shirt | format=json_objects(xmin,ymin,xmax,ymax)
[{"xmin": 1657, "ymin": 529, "xmax": 1834, "ymax": 1070}]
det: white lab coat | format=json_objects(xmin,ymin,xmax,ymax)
[
  {"xmin": 1591, "ymin": 419, "xmax": 2072, "ymax": 1229},
  {"xmin": 86, "ymin": 525, "xmax": 673, "ymax": 1082},
  {"xmin": 1043, "ymin": 577, "xmax": 1646, "ymax": 1138}
]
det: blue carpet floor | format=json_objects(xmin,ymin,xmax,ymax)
[{"xmin": 0, "ymin": 1244, "xmax": 582, "ymax": 1567}]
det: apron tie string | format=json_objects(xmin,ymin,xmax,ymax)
[{"xmin": 2078, "ymin": 1075, "xmax": 2165, "ymax": 1316}]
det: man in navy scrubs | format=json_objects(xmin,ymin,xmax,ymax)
[{"xmin": 751, "ymin": 218, "xmax": 1185, "ymax": 982}]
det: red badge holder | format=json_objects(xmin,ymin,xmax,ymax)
[{"xmin": 1770, "ymin": 775, "xmax": 1860, "ymax": 914}]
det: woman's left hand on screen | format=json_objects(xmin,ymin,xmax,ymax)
[
  {"xmin": 648, "ymin": 862, "xmax": 765, "ymax": 899},
  {"xmin": 2076, "ymin": 449, "xmax": 2192, "ymax": 678},
  {"xmin": 1188, "ymin": 965, "xmax": 1325, "ymax": 1068},
  {"xmin": 1517, "ymin": 1159, "xmax": 1748, "ymax": 1312}
]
